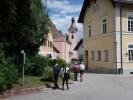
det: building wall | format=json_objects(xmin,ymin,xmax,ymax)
[
  {"xmin": 83, "ymin": 0, "xmax": 116, "ymax": 73},
  {"xmin": 39, "ymin": 31, "xmax": 54, "ymax": 57},
  {"xmin": 65, "ymin": 42, "xmax": 71, "ymax": 63},
  {"xmin": 69, "ymin": 33, "xmax": 78, "ymax": 60},
  {"xmin": 54, "ymin": 41, "xmax": 71, "ymax": 63},
  {"xmin": 54, "ymin": 41, "xmax": 62, "ymax": 58},
  {"xmin": 77, "ymin": 44, "xmax": 83, "ymax": 61},
  {"xmin": 121, "ymin": 5, "xmax": 133, "ymax": 74}
]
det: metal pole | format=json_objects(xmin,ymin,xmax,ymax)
[{"xmin": 23, "ymin": 53, "xmax": 25, "ymax": 88}]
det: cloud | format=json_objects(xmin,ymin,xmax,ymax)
[
  {"xmin": 43, "ymin": 0, "xmax": 83, "ymax": 40},
  {"xmin": 46, "ymin": 0, "xmax": 82, "ymax": 15}
]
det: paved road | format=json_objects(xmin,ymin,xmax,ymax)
[{"xmin": 2, "ymin": 74, "xmax": 133, "ymax": 100}]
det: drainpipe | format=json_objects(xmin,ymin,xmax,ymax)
[{"xmin": 120, "ymin": 4, "xmax": 123, "ymax": 75}]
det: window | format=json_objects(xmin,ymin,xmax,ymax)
[
  {"xmin": 92, "ymin": 3, "xmax": 99, "ymax": 13},
  {"xmin": 97, "ymin": 51, "xmax": 101, "ymax": 61},
  {"xmin": 89, "ymin": 25, "xmax": 92, "ymax": 37},
  {"xmin": 71, "ymin": 35, "xmax": 74, "ymax": 39},
  {"xmin": 91, "ymin": 51, "xmax": 94, "ymax": 60},
  {"xmin": 50, "ymin": 42, "xmax": 52, "ymax": 48},
  {"xmin": 102, "ymin": 18, "xmax": 107, "ymax": 33},
  {"xmin": 85, "ymin": 50, "xmax": 88, "ymax": 67},
  {"xmin": 48, "ymin": 41, "xmax": 50, "ymax": 47},
  {"xmin": 128, "ymin": 16, "xmax": 133, "ymax": 32},
  {"xmin": 128, "ymin": 44, "xmax": 133, "ymax": 61},
  {"xmin": 104, "ymin": 50, "xmax": 109, "ymax": 62},
  {"xmin": 44, "ymin": 39, "xmax": 47, "ymax": 46}
]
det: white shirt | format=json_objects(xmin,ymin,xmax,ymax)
[
  {"xmin": 79, "ymin": 64, "xmax": 85, "ymax": 70},
  {"xmin": 60, "ymin": 67, "xmax": 69, "ymax": 77}
]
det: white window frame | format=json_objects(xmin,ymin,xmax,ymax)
[
  {"xmin": 127, "ymin": 12, "xmax": 133, "ymax": 32},
  {"xmin": 97, "ymin": 50, "xmax": 101, "ymax": 61},
  {"xmin": 104, "ymin": 50, "xmax": 109, "ymax": 62},
  {"xmin": 128, "ymin": 16, "xmax": 133, "ymax": 32},
  {"xmin": 101, "ymin": 17, "xmax": 107, "ymax": 34},
  {"xmin": 128, "ymin": 44, "xmax": 133, "ymax": 62}
]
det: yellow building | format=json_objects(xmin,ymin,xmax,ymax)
[
  {"xmin": 78, "ymin": 0, "xmax": 133, "ymax": 75},
  {"xmin": 38, "ymin": 19, "xmax": 59, "ymax": 59}
]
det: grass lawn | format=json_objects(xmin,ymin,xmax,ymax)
[
  {"xmin": 15, "ymin": 73, "xmax": 74, "ymax": 89},
  {"xmin": 17, "ymin": 76, "xmax": 45, "ymax": 88}
]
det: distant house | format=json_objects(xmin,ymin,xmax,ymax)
[
  {"xmin": 74, "ymin": 39, "xmax": 83, "ymax": 62},
  {"xmin": 53, "ymin": 29, "xmax": 71, "ymax": 63},
  {"xmin": 38, "ymin": 19, "xmax": 59, "ymax": 59},
  {"xmin": 39, "ymin": 17, "xmax": 79, "ymax": 63},
  {"xmin": 78, "ymin": 0, "xmax": 133, "ymax": 75},
  {"xmin": 52, "ymin": 17, "xmax": 79, "ymax": 63}
]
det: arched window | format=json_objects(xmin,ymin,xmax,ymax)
[{"xmin": 71, "ymin": 35, "xmax": 74, "ymax": 39}]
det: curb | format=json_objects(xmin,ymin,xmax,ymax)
[{"xmin": 0, "ymin": 86, "xmax": 45, "ymax": 99}]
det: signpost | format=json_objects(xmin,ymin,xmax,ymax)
[{"xmin": 21, "ymin": 50, "xmax": 25, "ymax": 88}]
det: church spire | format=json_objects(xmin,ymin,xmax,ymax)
[{"xmin": 68, "ymin": 17, "xmax": 78, "ymax": 33}]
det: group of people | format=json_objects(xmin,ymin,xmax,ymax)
[
  {"xmin": 52, "ymin": 61, "xmax": 85, "ymax": 90},
  {"xmin": 72, "ymin": 62, "xmax": 85, "ymax": 82}
]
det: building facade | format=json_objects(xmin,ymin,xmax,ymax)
[
  {"xmin": 78, "ymin": 0, "xmax": 133, "ymax": 75},
  {"xmin": 38, "ymin": 19, "xmax": 59, "ymax": 59},
  {"xmin": 74, "ymin": 39, "xmax": 83, "ymax": 62},
  {"xmin": 53, "ymin": 30, "xmax": 71, "ymax": 63}
]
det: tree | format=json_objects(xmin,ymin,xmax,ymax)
[{"xmin": 0, "ymin": 0, "xmax": 49, "ymax": 60}]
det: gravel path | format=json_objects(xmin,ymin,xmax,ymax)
[{"xmin": 2, "ymin": 73, "xmax": 133, "ymax": 100}]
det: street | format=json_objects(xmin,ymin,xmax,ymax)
[{"xmin": 2, "ymin": 74, "xmax": 133, "ymax": 100}]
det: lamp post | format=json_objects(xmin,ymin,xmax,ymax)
[{"xmin": 21, "ymin": 50, "xmax": 25, "ymax": 88}]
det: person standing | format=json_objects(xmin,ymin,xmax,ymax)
[
  {"xmin": 79, "ymin": 62, "xmax": 85, "ymax": 82},
  {"xmin": 72, "ymin": 63, "xmax": 79, "ymax": 81},
  {"xmin": 61, "ymin": 65, "xmax": 70, "ymax": 90},
  {"xmin": 53, "ymin": 62, "xmax": 60, "ymax": 89}
]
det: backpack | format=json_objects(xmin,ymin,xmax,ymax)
[
  {"xmin": 53, "ymin": 64, "xmax": 60, "ymax": 75},
  {"xmin": 63, "ymin": 67, "xmax": 70, "ymax": 79},
  {"xmin": 72, "ymin": 65, "xmax": 79, "ymax": 72}
]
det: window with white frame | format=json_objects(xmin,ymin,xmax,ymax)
[
  {"xmin": 128, "ymin": 44, "xmax": 133, "ymax": 61},
  {"xmin": 91, "ymin": 51, "xmax": 94, "ymax": 60},
  {"xmin": 97, "ymin": 50, "xmax": 101, "ymax": 61},
  {"xmin": 104, "ymin": 50, "xmax": 109, "ymax": 62},
  {"xmin": 128, "ymin": 16, "xmax": 133, "ymax": 32},
  {"xmin": 89, "ymin": 25, "xmax": 92, "ymax": 37},
  {"xmin": 102, "ymin": 18, "xmax": 107, "ymax": 33}
]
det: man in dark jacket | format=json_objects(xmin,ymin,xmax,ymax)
[{"xmin": 53, "ymin": 62, "xmax": 60, "ymax": 89}]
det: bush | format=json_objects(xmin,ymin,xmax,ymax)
[
  {"xmin": 41, "ymin": 67, "xmax": 53, "ymax": 82},
  {"xmin": 41, "ymin": 58, "xmax": 67, "ymax": 82},
  {"xmin": 57, "ymin": 58, "xmax": 67, "ymax": 68},
  {"xmin": 48, "ymin": 59, "xmax": 56, "ymax": 67},
  {"xmin": 25, "ymin": 55, "xmax": 49, "ymax": 76},
  {"xmin": 0, "ymin": 49, "xmax": 18, "ymax": 92}
]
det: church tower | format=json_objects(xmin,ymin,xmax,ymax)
[{"xmin": 68, "ymin": 17, "xmax": 78, "ymax": 61}]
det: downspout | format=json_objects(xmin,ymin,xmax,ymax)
[{"xmin": 120, "ymin": 4, "xmax": 123, "ymax": 74}]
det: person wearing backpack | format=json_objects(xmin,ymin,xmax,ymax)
[
  {"xmin": 53, "ymin": 62, "xmax": 60, "ymax": 89},
  {"xmin": 72, "ymin": 63, "xmax": 79, "ymax": 81},
  {"xmin": 60, "ymin": 65, "xmax": 70, "ymax": 90}
]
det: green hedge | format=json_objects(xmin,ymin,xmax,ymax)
[
  {"xmin": 25, "ymin": 55, "xmax": 49, "ymax": 76},
  {"xmin": 41, "ymin": 67, "xmax": 53, "ymax": 82},
  {"xmin": 0, "ymin": 49, "xmax": 18, "ymax": 92}
]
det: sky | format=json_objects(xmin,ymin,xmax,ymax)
[{"xmin": 42, "ymin": 0, "xmax": 84, "ymax": 41}]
